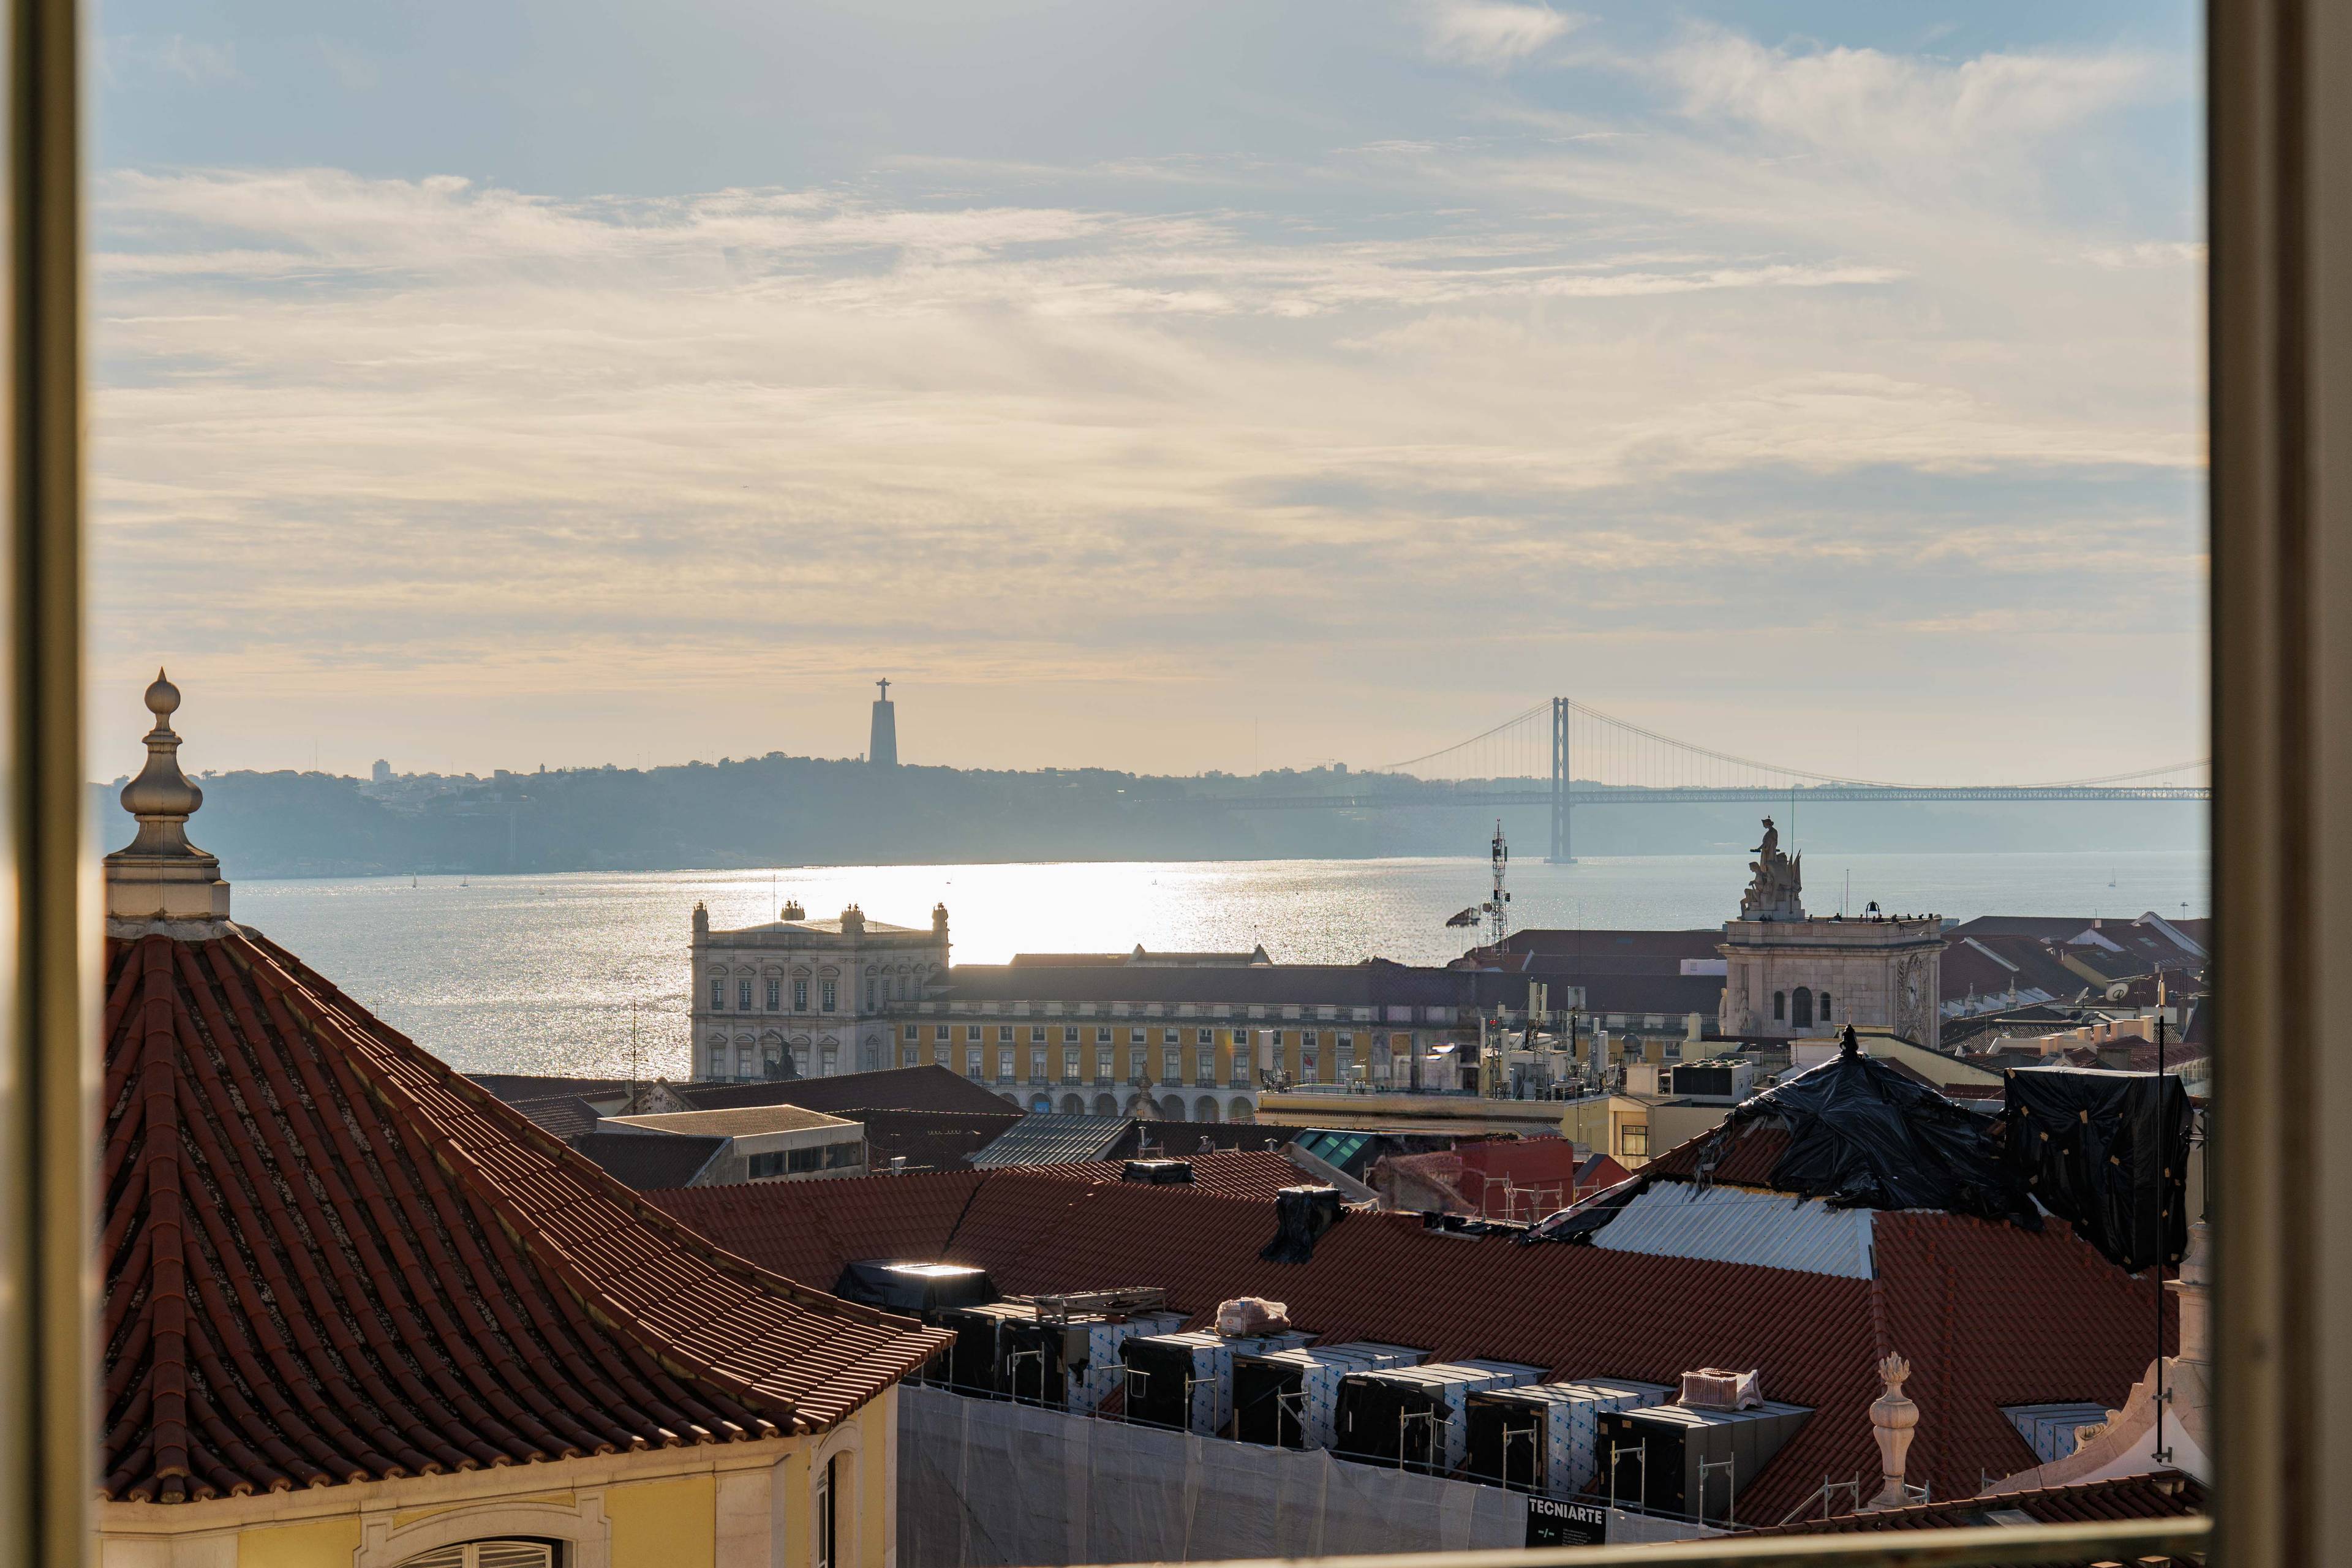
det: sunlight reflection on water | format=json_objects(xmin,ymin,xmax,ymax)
[{"xmin": 233, "ymin": 851, "xmax": 2208, "ymax": 1080}]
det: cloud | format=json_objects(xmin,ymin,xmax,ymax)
[
  {"xmin": 1651, "ymin": 24, "xmax": 2162, "ymax": 168},
  {"xmin": 1415, "ymin": 1, "xmax": 1580, "ymax": 69},
  {"xmin": 87, "ymin": 16, "xmax": 2206, "ymax": 779}
]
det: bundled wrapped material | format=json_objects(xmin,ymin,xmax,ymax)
[
  {"xmin": 1678, "ymin": 1367, "xmax": 1763, "ymax": 1410},
  {"xmin": 1216, "ymin": 1297, "xmax": 1291, "ymax": 1336}
]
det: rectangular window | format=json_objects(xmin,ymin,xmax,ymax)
[
  {"xmin": 1164, "ymin": 1047, "xmax": 1182, "ymax": 1081},
  {"xmin": 1301, "ymin": 1044, "xmax": 1319, "ymax": 1082},
  {"xmin": 1062, "ymin": 1026, "xmax": 1079, "ymax": 1044},
  {"xmin": 1129, "ymin": 1027, "xmax": 1145, "ymax": 1044},
  {"xmin": 996, "ymin": 1025, "xmax": 1012, "ymax": 1042},
  {"xmin": 865, "ymin": 979, "xmax": 875, "ymax": 1009},
  {"xmin": 903, "ymin": 1023, "xmax": 919, "ymax": 1041},
  {"xmin": 965, "ymin": 1047, "xmax": 984, "ymax": 1078},
  {"xmin": 1336, "ymin": 1036, "xmax": 1355, "ymax": 1080},
  {"xmin": 1301, "ymin": 1029, "xmax": 1317, "ymax": 1049},
  {"xmin": 1029, "ymin": 1025, "xmax": 1046, "ymax": 1043},
  {"xmin": 766, "ymin": 978, "xmax": 780, "ymax": 1011},
  {"xmin": 820, "ymin": 979, "xmax": 836, "ymax": 1012},
  {"xmin": 737, "ymin": 979, "xmax": 753, "ymax": 1011},
  {"xmin": 817, "ymin": 1454, "xmax": 838, "ymax": 1568},
  {"xmin": 902, "ymin": 1045, "xmax": 918, "ymax": 1068},
  {"xmin": 1030, "ymin": 1049, "xmax": 1047, "ymax": 1082},
  {"xmin": 1196, "ymin": 1028, "xmax": 1213, "ymax": 1046},
  {"xmin": 997, "ymin": 1048, "xmax": 1014, "ymax": 1080},
  {"xmin": 709, "ymin": 977, "xmax": 725, "ymax": 1009},
  {"xmin": 1095, "ymin": 1046, "xmax": 1114, "ymax": 1081},
  {"xmin": 1621, "ymin": 1124, "xmax": 1649, "ymax": 1158},
  {"xmin": 1197, "ymin": 1047, "xmax": 1215, "ymax": 1085},
  {"xmin": 1095, "ymin": 1025, "xmax": 1112, "ymax": 1044},
  {"xmin": 1129, "ymin": 1049, "xmax": 1147, "ymax": 1081},
  {"xmin": 790, "ymin": 1145, "xmax": 824, "ymax": 1174},
  {"xmin": 748, "ymin": 1151, "xmax": 785, "ymax": 1179},
  {"xmin": 794, "ymin": 979, "xmax": 809, "ymax": 1012},
  {"xmin": 965, "ymin": 1023, "xmax": 983, "ymax": 1042},
  {"xmin": 935, "ymin": 1023, "xmax": 951, "ymax": 1041},
  {"xmin": 1062, "ymin": 1047, "xmax": 1080, "ymax": 1083}
]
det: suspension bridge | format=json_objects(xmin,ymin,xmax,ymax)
[{"xmin": 1213, "ymin": 698, "xmax": 2209, "ymax": 863}]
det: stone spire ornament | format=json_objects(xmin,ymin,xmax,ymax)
[
  {"xmin": 105, "ymin": 669, "xmax": 232, "ymax": 924},
  {"xmin": 1864, "ymin": 1352, "xmax": 1920, "ymax": 1509}
]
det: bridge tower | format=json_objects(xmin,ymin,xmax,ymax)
[{"xmin": 1548, "ymin": 696, "xmax": 1574, "ymax": 864}]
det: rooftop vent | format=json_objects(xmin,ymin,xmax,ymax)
[
  {"xmin": 831, "ymin": 1259, "xmax": 995, "ymax": 1317},
  {"xmin": 1123, "ymin": 1159, "xmax": 1194, "ymax": 1185},
  {"xmin": 1678, "ymin": 1367, "xmax": 1762, "ymax": 1410}
]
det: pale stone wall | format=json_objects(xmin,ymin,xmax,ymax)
[
  {"xmin": 1717, "ymin": 918, "xmax": 1945, "ymax": 1047},
  {"xmin": 99, "ymin": 1396, "xmax": 903, "ymax": 1568},
  {"xmin": 693, "ymin": 913, "xmax": 949, "ymax": 1082}
]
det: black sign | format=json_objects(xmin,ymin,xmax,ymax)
[{"xmin": 1525, "ymin": 1496, "xmax": 1607, "ymax": 1549}]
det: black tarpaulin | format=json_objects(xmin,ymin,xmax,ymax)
[
  {"xmin": 1260, "ymin": 1185, "xmax": 1344, "ymax": 1263},
  {"xmin": 1742, "ymin": 1048, "xmax": 2029, "ymax": 1223},
  {"xmin": 2002, "ymin": 1066, "xmax": 2192, "ymax": 1272}
]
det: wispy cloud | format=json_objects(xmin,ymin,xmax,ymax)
[
  {"xmin": 1414, "ymin": 1, "xmax": 1581, "ymax": 69},
  {"xmin": 88, "ymin": 12, "xmax": 2206, "ymax": 778}
]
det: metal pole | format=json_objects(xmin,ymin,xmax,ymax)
[{"xmin": 2, "ymin": 0, "xmax": 89, "ymax": 1562}]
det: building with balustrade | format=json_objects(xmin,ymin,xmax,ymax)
[{"xmin": 690, "ymin": 898, "xmax": 951, "ymax": 1081}]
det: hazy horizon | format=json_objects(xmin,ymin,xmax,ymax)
[{"xmin": 96, "ymin": 2, "xmax": 2205, "ymax": 783}]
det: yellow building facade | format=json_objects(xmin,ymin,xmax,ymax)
[{"xmin": 100, "ymin": 1393, "xmax": 900, "ymax": 1568}]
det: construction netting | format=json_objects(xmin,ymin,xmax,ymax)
[{"xmin": 896, "ymin": 1385, "xmax": 1714, "ymax": 1568}]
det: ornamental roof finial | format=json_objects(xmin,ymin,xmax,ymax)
[{"xmin": 106, "ymin": 670, "xmax": 232, "ymax": 925}]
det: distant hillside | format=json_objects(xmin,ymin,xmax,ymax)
[{"xmin": 88, "ymin": 756, "xmax": 2205, "ymax": 879}]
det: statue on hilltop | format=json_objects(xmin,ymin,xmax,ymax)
[{"xmin": 1740, "ymin": 816, "xmax": 1805, "ymax": 921}]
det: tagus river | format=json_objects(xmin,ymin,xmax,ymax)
[{"xmin": 233, "ymin": 851, "xmax": 2209, "ymax": 1082}]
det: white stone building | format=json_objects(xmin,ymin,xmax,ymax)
[
  {"xmin": 1711, "ymin": 817, "xmax": 1947, "ymax": 1046},
  {"xmin": 690, "ymin": 899, "xmax": 949, "ymax": 1082}
]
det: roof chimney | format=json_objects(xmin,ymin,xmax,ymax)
[
  {"xmin": 1864, "ymin": 1354, "xmax": 1919, "ymax": 1509},
  {"xmin": 105, "ymin": 671, "xmax": 232, "ymax": 926}
]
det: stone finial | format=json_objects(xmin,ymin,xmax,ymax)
[
  {"xmin": 693, "ymin": 900, "xmax": 710, "ymax": 935},
  {"xmin": 106, "ymin": 670, "xmax": 232, "ymax": 925},
  {"xmin": 1864, "ymin": 1352, "xmax": 1919, "ymax": 1509},
  {"xmin": 933, "ymin": 901, "xmax": 949, "ymax": 937},
  {"xmin": 840, "ymin": 904, "xmax": 865, "ymax": 937}
]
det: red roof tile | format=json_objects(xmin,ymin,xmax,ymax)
[
  {"xmin": 659, "ymin": 1164, "xmax": 2164, "ymax": 1526},
  {"xmin": 1752, "ymin": 1468, "xmax": 2203, "ymax": 1541},
  {"xmin": 102, "ymin": 930, "xmax": 949, "ymax": 1506},
  {"xmin": 1871, "ymin": 1209, "xmax": 2173, "ymax": 1503},
  {"xmin": 1009, "ymin": 1150, "xmax": 1306, "ymax": 1201}
]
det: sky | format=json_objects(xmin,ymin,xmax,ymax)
[{"xmin": 92, "ymin": 1, "xmax": 2206, "ymax": 784}]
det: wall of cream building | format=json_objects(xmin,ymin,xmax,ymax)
[
  {"xmin": 100, "ymin": 1389, "xmax": 901, "ymax": 1568},
  {"xmin": 1718, "ymin": 916, "xmax": 1946, "ymax": 1047},
  {"xmin": 693, "ymin": 903, "xmax": 949, "ymax": 1083}
]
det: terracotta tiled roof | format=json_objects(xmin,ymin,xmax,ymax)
[
  {"xmin": 505, "ymin": 1092, "xmax": 606, "ymax": 1142},
  {"xmin": 678, "ymin": 1063, "xmax": 1015, "ymax": 1116},
  {"xmin": 855, "ymin": 1107, "xmax": 1024, "ymax": 1172},
  {"xmin": 102, "ymin": 929, "xmax": 950, "ymax": 1505},
  {"xmin": 653, "ymin": 1158, "xmax": 2165, "ymax": 1525},
  {"xmin": 570, "ymin": 1129, "xmax": 729, "ymax": 1190},
  {"xmin": 1009, "ymin": 1149, "xmax": 1306, "ymax": 1201},
  {"xmin": 1751, "ymin": 1468, "xmax": 2203, "ymax": 1540}
]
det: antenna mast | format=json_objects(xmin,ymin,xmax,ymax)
[{"xmin": 1484, "ymin": 819, "xmax": 1512, "ymax": 947}]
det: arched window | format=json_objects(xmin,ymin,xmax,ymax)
[
  {"xmin": 1773, "ymin": 990, "xmax": 1787, "ymax": 1021},
  {"xmin": 1819, "ymin": 990, "xmax": 1833, "ymax": 1022},
  {"xmin": 399, "ymin": 1542, "xmax": 559, "ymax": 1568},
  {"xmin": 1793, "ymin": 987, "xmax": 1814, "ymax": 1028}
]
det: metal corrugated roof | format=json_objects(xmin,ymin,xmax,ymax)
[
  {"xmin": 967, "ymin": 1113, "xmax": 1133, "ymax": 1169},
  {"xmin": 1589, "ymin": 1182, "xmax": 1876, "ymax": 1279}
]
